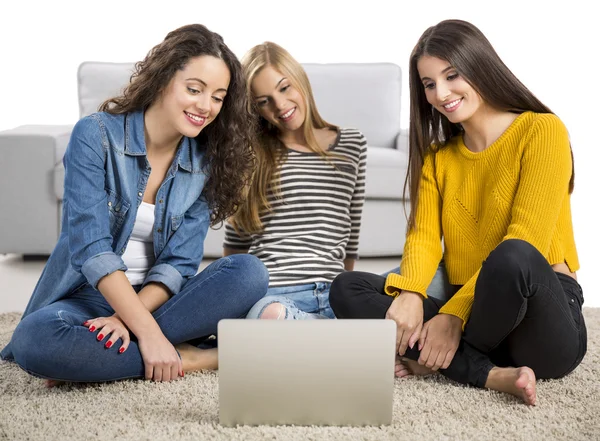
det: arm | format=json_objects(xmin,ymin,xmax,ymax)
[
  {"xmin": 344, "ymin": 132, "xmax": 367, "ymax": 263},
  {"xmin": 439, "ymin": 115, "xmax": 573, "ymax": 327},
  {"xmin": 63, "ymin": 117, "xmax": 181, "ymax": 380},
  {"xmin": 63, "ymin": 116, "xmax": 128, "ymax": 286},
  {"xmin": 143, "ymin": 196, "xmax": 210, "ymax": 296},
  {"xmin": 343, "ymin": 258, "xmax": 355, "ymax": 271},
  {"xmin": 222, "ymin": 221, "xmax": 252, "ymax": 256},
  {"xmin": 385, "ymin": 151, "xmax": 443, "ymax": 298}
]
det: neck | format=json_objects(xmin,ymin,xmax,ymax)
[
  {"xmin": 144, "ymin": 103, "xmax": 183, "ymax": 154},
  {"xmin": 461, "ymin": 106, "xmax": 519, "ymax": 153},
  {"xmin": 280, "ymin": 125, "xmax": 309, "ymax": 145}
]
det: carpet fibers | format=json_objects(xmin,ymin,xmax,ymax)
[{"xmin": 1, "ymin": 309, "xmax": 599, "ymax": 441}]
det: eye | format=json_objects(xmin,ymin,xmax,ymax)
[
  {"xmin": 447, "ymin": 73, "xmax": 459, "ymax": 81},
  {"xmin": 187, "ymin": 87, "xmax": 200, "ymax": 95},
  {"xmin": 212, "ymin": 96, "xmax": 224, "ymax": 104},
  {"xmin": 280, "ymin": 85, "xmax": 290, "ymax": 93},
  {"xmin": 256, "ymin": 99, "xmax": 269, "ymax": 107},
  {"xmin": 423, "ymin": 82, "xmax": 435, "ymax": 90}
]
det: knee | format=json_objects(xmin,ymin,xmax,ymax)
[
  {"xmin": 485, "ymin": 239, "xmax": 543, "ymax": 276},
  {"xmin": 329, "ymin": 272, "xmax": 355, "ymax": 318},
  {"xmin": 259, "ymin": 303, "xmax": 287, "ymax": 320},
  {"xmin": 10, "ymin": 312, "xmax": 57, "ymax": 374},
  {"xmin": 228, "ymin": 254, "xmax": 269, "ymax": 296}
]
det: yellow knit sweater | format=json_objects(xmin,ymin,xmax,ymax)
[{"xmin": 385, "ymin": 111, "xmax": 579, "ymax": 326}]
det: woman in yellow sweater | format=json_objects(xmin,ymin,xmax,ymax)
[{"xmin": 329, "ymin": 19, "xmax": 586, "ymax": 405}]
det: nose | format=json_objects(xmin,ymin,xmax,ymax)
[
  {"xmin": 437, "ymin": 84, "xmax": 451, "ymax": 102},
  {"xmin": 272, "ymin": 95, "xmax": 286, "ymax": 110},
  {"xmin": 195, "ymin": 93, "xmax": 210, "ymax": 114}
]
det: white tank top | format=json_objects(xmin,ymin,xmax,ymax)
[{"xmin": 122, "ymin": 201, "xmax": 156, "ymax": 285}]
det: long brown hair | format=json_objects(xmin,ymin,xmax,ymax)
[
  {"xmin": 99, "ymin": 24, "xmax": 256, "ymax": 226},
  {"xmin": 231, "ymin": 42, "xmax": 337, "ymax": 233},
  {"xmin": 406, "ymin": 19, "xmax": 574, "ymax": 230}
]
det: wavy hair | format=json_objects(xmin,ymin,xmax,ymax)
[
  {"xmin": 406, "ymin": 19, "xmax": 574, "ymax": 230},
  {"xmin": 99, "ymin": 24, "xmax": 255, "ymax": 226},
  {"xmin": 230, "ymin": 42, "xmax": 337, "ymax": 233}
]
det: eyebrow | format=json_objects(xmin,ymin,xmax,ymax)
[
  {"xmin": 420, "ymin": 65, "xmax": 454, "ymax": 81},
  {"xmin": 186, "ymin": 77, "xmax": 228, "ymax": 93},
  {"xmin": 255, "ymin": 77, "xmax": 287, "ymax": 99}
]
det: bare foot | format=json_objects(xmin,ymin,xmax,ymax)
[
  {"xmin": 395, "ymin": 356, "xmax": 435, "ymax": 378},
  {"xmin": 485, "ymin": 366, "xmax": 537, "ymax": 405},
  {"xmin": 175, "ymin": 343, "xmax": 218, "ymax": 373}
]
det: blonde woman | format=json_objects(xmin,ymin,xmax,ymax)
[{"xmin": 224, "ymin": 42, "xmax": 367, "ymax": 320}]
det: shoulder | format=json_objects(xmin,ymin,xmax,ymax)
[
  {"xmin": 338, "ymin": 128, "xmax": 368, "ymax": 153},
  {"xmin": 521, "ymin": 112, "xmax": 570, "ymax": 156}
]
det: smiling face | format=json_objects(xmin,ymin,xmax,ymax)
[
  {"xmin": 156, "ymin": 55, "xmax": 231, "ymax": 139},
  {"xmin": 251, "ymin": 65, "xmax": 306, "ymax": 134},
  {"xmin": 417, "ymin": 55, "xmax": 485, "ymax": 125}
]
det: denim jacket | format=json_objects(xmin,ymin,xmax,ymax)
[{"xmin": 1, "ymin": 110, "xmax": 210, "ymax": 360}]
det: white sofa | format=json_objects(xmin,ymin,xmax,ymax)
[{"xmin": 0, "ymin": 62, "xmax": 409, "ymax": 258}]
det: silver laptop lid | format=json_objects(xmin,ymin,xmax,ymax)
[{"xmin": 218, "ymin": 319, "xmax": 396, "ymax": 427}]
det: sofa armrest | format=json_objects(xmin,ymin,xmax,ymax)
[
  {"xmin": 394, "ymin": 129, "xmax": 409, "ymax": 154},
  {"xmin": 0, "ymin": 125, "xmax": 73, "ymax": 255}
]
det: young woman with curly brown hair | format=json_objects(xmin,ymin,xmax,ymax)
[{"xmin": 1, "ymin": 24, "xmax": 269, "ymax": 385}]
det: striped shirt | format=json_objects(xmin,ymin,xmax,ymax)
[{"xmin": 224, "ymin": 128, "xmax": 367, "ymax": 287}]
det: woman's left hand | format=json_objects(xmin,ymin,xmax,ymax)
[
  {"xmin": 417, "ymin": 313, "xmax": 463, "ymax": 370},
  {"xmin": 84, "ymin": 315, "xmax": 131, "ymax": 354}
]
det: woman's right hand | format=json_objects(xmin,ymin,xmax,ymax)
[
  {"xmin": 137, "ymin": 332, "xmax": 183, "ymax": 382},
  {"xmin": 385, "ymin": 291, "xmax": 424, "ymax": 356}
]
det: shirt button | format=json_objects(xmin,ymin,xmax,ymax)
[
  {"xmin": 571, "ymin": 298, "xmax": 575, "ymax": 303},
  {"xmin": 115, "ymin": 206, "xmax": 120, "ymax": 212},
  {"xmin": 138, "ymin": 192, "xmax": 143, "ymax": 197},
  {"xmin": 108, "ymin": 201, "xmax": 112, "ymax": 207},
  {"xmin": 159, "ymin": 199, "xmax": 164, "ymax": 204},
  {"xmin": 157, "ymin": 228, "xmax": 163, "ymax": 233}
]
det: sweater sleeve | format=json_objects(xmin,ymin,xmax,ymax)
[
  {"xmin": 439, "ymin": 114, "xmax": 573, "ymax": 327},
  {"xmin": 384, "ymin": 150, "xmax": 443, "ymax": 297}
]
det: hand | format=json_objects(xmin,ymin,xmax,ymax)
[
  {"xmin": 84, "ymin": 314, "xmax": 130, "ymax": 354},
  {"xmin": 385, "ymin": 291, "xmax": 424, "ymax": 356},
  {"xmin": 137, "ymin": 332, "xmax": 183, "ymax": 382},
  {"xmin": 417, "ymin": 313, "xmax": 463, "ymax": 370}
]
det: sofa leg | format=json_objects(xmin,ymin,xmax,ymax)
[{"xmin": 22, "ymin": 255, "xmax": 50, "ymax": 261}]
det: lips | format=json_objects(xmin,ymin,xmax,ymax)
[
  {"xmin": 184, "ymin": 111, "xmax": 207, "ymax": 127},
  {"xmin": 441, "ymin": 98, "xmax": 462, "ymax": 113},
  {"xmin": 279, "ymin": 107, "xmax": 296, "ymax": 122}
]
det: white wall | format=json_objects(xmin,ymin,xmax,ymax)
[{"xmin": 1, "ymin": 0, "xmax": 597, "ymax": 305}]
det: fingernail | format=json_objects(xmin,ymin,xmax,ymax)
[
  {"xmin": 89, "ymin": 326, "xmax": 96, "ymax": 332},
  {"xmin": 105, "ymin": 341, "xmax": 113, "ymax": 349},
  {"xmin": 119, "ymin": 347, "xmax": 125, "ymax": 354},
  {"xmin": 83, "ymin": 321, "xmax": 89, "ymax": 326},
  {"xmin": 97, "ymin": 334, "xmax": 104, "ymax": 341}
]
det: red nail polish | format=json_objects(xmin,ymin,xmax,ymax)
[
  {"xmin": 105, "ymin": 341, "xmax": 113, "ymax": 349},
  {"xmin": 97, "ymin": 334, "xmax": 104, "ymax": 341},
  {"xmin": 119, "ymin": 347, "xmax": 125, "ymax": 354},
  {"xmin": 83, "ymin": 321, "xmax": 89, "ymax": 326},
  {"xmin": 89, "ymin": 326, "xmax": 96, "ymax": 332}
]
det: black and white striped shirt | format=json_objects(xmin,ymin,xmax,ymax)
[{"xmin": 224, "ymin": 128, "xmax": 367, "ymax": 287}]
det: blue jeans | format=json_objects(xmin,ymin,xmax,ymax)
[
  {"xmin": 246, "ymin": 282, "xmax": 335, "ymax": 320},
  {"xmin": 381, "ymin": 260, "xmax": 456, "ymax": 302},
  {"xmin": 8, "ymin": 254, "xmax": 268, "ymax": 382}
]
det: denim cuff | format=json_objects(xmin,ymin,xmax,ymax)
[
  {"xmin": 81, "ymin": 252, "xmax": 127, "ymax": 289},
  {"xmin": 143, "ymin": 263, "xmax": 184, "ymax": 296}
]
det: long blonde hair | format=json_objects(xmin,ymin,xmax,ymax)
[{"xmin": 231, "ymin": 42, "xmax": 337, "ymax": 233}]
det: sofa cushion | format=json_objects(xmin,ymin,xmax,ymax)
[{"xmin": 365, "ymin": 146, "xmax": 408, "ymax": 199}]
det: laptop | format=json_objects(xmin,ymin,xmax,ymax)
[{"xmin": 218, "ymin": 319, "xmax": 396, "ymax": 427}]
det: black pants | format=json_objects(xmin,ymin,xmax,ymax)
[{"xmin": 330, "ymin": 240, "xmax": 587, "ymax": 388}]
